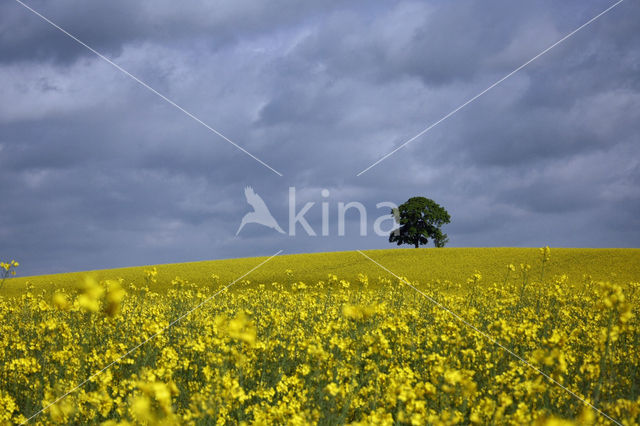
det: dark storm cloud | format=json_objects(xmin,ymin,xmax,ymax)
[
  {"xmin": 0, "ymin": 0, "xmax": 360, "ymax": 64},
  {"xmin": 1, "ymin": 0, "xmax": 639, "ymax": 275}
]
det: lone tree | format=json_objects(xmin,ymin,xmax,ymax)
[{"xmin": 389, "ymin": 197, "xmax": 451, "ymax": 248}]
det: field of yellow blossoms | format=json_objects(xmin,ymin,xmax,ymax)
[{"xmin": 1, "ymin": 248, "xmax": 639, "ymax": 424}]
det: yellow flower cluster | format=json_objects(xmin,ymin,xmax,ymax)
[
  {"xmin": 0, "ymin": 259, "xmax": 19, "ymax": 292},
  {"xmin": 0, "ymin": 250, "xmax": 639, "ymax": 424},
  {"xmin": 0, "ymin": 259, "xmax": 19, "ymax": 273},
  {"xmin": 540, "ymin": 246, "xmax": 551, "ymax": 262}
]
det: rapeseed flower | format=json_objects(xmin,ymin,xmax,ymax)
[{"xmin": 0, "ymin": 248, "xmax": 638, "ymax": 424}]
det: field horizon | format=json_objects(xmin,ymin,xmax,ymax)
[{"xmin": 4, "ymin": 247, "xmax": 640, "ymax": 298}]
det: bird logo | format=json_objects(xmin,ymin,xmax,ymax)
[{"xmin": 236, "ymin": 186, "xmax": 285, "ymax": 235}]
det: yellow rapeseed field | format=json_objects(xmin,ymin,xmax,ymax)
[
  {"xmin": 0, "ymin": 247, "xmax": 639, "ymax": 424},
  {"xmin": 4, "ymin": 248, "xmax": 640, "ymax": 297}
]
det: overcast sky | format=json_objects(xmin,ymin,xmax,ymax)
[{"xmin": 1, "ymin": 0, "xmax": 639, "ymax": 276}]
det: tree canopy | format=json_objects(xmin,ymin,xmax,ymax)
[{"xmin": 389, "ymin": 197, "xmax": 451, "ymax": 248}]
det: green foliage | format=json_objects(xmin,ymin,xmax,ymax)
[{"xmin": 389, "ymin": 197, "xmax": 451, "ymax": 248}]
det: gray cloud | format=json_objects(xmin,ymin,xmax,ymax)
[
  {"xmin": 0, "ymin": 0, "xmax": 360, "ymax": 64},
  {"xmin": 1, "ymin": 0, "xmax": 639, "ymax": 275}
]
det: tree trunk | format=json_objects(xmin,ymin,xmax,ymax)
[{"xmin": 414, "ymin": 241, "xmax": 419, "ymax": 248}]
